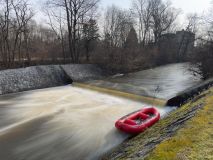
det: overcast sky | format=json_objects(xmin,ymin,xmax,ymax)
[
  {"xmin": 101, "ymin": 0, "xmax": 212, "ymax": 15},
  {"xmin": 34, "ymin": 0, "xmax": 212, "ymax": 25}
]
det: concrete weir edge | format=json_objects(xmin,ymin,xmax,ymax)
[{"xmin": 166, "ymin": 77, "xmax": 213, "ymax": 107}]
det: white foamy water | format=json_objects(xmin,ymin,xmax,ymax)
[{"xmin": 0, "ymin": 85, "xmax": 174, "ymax": 160}]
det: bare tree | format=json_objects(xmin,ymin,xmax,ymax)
[
  {"xmin": 0, "ymin": 0, "xmax": 34, "ymax": 67},
  {"xmin": 132, "ymin": 0, "xmax": 152, "ymax": 45},
  {"xmin": 66, "ymin": 0, "xmax": 99, "ymax": 63},
  {"xmin": 190, "ymin": 3, "xmax": 213, "ymax": 79},
  {"xmin": 186, "ymin": 13, "xmax": 200, "ymax": 33},
  {"xmin": 12, "ymin": 0, "xmax": 34, "ymax": 64},
  {"xmin": 0, "ymin": 0, "xmax": 11, "ymax": 66},
  {"xmin": 43, "ymin": 6, "xmax": 67, "ymax": 62},
  {"xmin": 104, "ymin": 5, "xmax": 133, "ymax": 48},
  {"xmin": 45, "ymin": 0, "xmax": 100, "ymax": 63},
  {"xmin": 150, "ymin": 0, "xmax": 180, "ymax": 44}
]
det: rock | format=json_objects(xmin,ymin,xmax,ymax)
[
  {"xmin": 0, "ymin": 64, "xmax": 104, "ymax": 95},
  {"xmin": 61, "ymin": 64, "xmax": 104, "ymax": 81}
]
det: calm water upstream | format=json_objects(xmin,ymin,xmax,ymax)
[
  {"xmin": 0, "ymin": 63, "xmax": 201, "ymax": 160},
  {"xmin": 86, "ymin": 63, "xmax": 202, "ymax": 99}
]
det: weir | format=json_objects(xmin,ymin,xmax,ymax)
[
  {"xmin": 0, "ymin": 85, "xmax": 173, "ymax": 160},
  {"xmin": 73, "ymin": 82, "xmax": 166, "ymax": 106},
  {"xmin": 0, "ymin": 63, "xmax": 204, "ymax": 160}
]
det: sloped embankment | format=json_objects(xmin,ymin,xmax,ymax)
[
  {"xmin": 0, "ymin": 64, "xmax": 104, "ymax": 95},
  {"xmin": 104, "ymin": 88, "xmax": 213, "ymax": 160},
  {"xmin": 145, "ymin": 88, "xmax": 213, "ymax": 160}
]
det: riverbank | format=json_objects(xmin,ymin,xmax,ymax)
[
  {"xmin": 104, "ymin": 87, "xmax": 213, "ymax": 160},
  {"xmin": 146, "ymin": 88, "xmax": 213, "ymax": 160}
]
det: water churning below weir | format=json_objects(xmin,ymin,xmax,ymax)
[
  {"xmin": 0, "ymin": 86, "xmax": 173, "ymax": 160},
  {"xmin": 0, "ymin": 63, "xmax": 202, "ymax": 160}
]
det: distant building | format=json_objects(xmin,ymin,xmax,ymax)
[{"xmin": 159, "ymin": 30, "xmax": 195, "ymax": 62}]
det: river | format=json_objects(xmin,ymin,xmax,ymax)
[
  {"xmin": 86, "ymin": 63, "xmax": 201, "ymax": 99},
  {"xmin": 0, "ymin": 63, "xmax": 201, "ymax": 160}
]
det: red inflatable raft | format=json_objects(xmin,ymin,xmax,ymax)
[{"xmin": 115, "ymin": 107, "xmax": 160, "ymax": 134}]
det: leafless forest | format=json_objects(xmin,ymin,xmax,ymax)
[{"xmin": 0, "ymin": 0, "xmax": 212, "ymax": 78}]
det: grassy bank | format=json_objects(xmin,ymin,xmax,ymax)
[
  {"xmin": 146, "ymin": 88, "xmax": 213, "ymax": 160},
  {"xmin": 105, "ymin": 88, "xmax": 213, "ymax": 160}
]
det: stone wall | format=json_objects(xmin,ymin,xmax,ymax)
[{"xmin": 0, "ymin": 64, "xmax": 104, "ymax": 95}]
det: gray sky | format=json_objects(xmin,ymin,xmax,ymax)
[
  {"xmin": 101, "ymin": 0, "xmax": 211, "ymax": 14},
  {"xmin": 34, "ymin": 0, "xmax": 212, "ymax": 24}
]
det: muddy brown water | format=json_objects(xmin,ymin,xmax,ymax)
[
  {"xmin": 0, "ymin": 63, "xmax": 201, "ymax": 160},
  {"xmin": 0, "ymin": 86, "xmax": 173, "ymax": 160}
]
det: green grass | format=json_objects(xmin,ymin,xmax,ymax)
[
  {"xmin": 105, "ymin": 88, "xmax": 213, "ymax": 160},
  {"xmin": 146, "ymin": 89, "xmax": 213, "ymax": 160}
]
